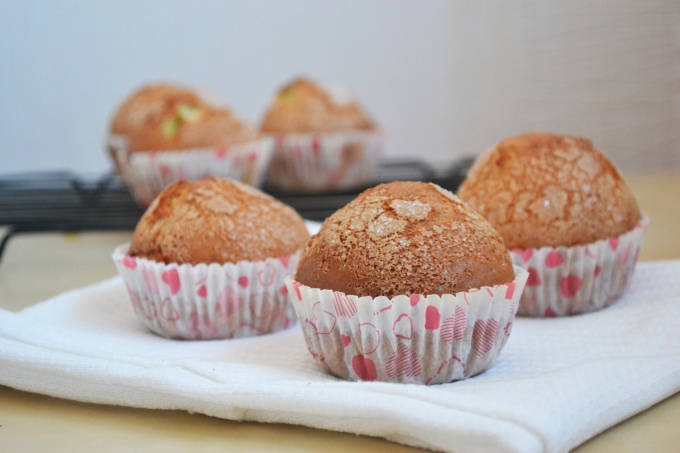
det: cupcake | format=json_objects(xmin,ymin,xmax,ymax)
[
  {"xmin": 457, "ymin": 132, "xmax": 647, "ymax": 317},
  {"xmin": 286, "ymin": 181, "xmax": 528, "ymax": 384},
  {"xmin": 260, "ymin": 77, "xmax": 384, "ymax": 192},
  {"xmin": 112, "ymin": 177, "xmax": 310, "ymax": 339},
  {"xmin": 108, "ymin": 83, "xmax": 273, "ymax": 206}
]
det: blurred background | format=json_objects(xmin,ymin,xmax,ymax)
[{"xmin": 1, "ymin": 0, "xmax": 678, "ymax": 176}]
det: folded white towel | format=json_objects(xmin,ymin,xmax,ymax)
[{"xmin": 1, "ymin": 261, "xmax": 679, "ymax": 453}]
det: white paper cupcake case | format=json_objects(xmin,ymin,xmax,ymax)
[
  {"xmin": 285, "ymin": 266, "xmax": 528, "ymax": 385},
  {"xmin": 511, "ymin": 214, "xmax": 649, "ymax": 317},
  {"xmin": 108, "ymin": 135, "xmax": 273, "ymax": 206},
  {"xmin": 112, "ymin": 244, "xmax": 300, "ymax": 340},
  {"xmin": 265, "ymin": 130, "xmax": 384, "ymax": 192}
]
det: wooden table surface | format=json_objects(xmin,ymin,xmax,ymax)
[{"xmin": 1, "ymin": 173, "xmax": 679, "ymax": 452}]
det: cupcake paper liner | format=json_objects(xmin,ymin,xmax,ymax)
[
  {"xmin": 108, "ymin": 135, "xmax": 273, "ymax": 206},
  {"xmin": 511, "ymin": 214, "xmax": 649, "ymax": 317},
  {"xmin": 265, "ymin": 130, "xmax": 384, "ymax": 192},
  {"xmin": 285, "ymin": 266, "xmax": 529, "ymax": 385},
  {"xmin": 112, "ymin": 244, "xmax": 300, "ymax": 340}
]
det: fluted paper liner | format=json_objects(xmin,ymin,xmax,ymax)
[
  {"xmin": 265, "ymin": 130, "xmax": 384, "ymax": 192},
  {"xmin": 113, "ymin": 244, "xmax": 300, "ymax": 340},
  {"xmin": 286, "ymin": 266, "xmax": 528, "ymax": 385},
  {"xmin": 108, "ymin": 135, "xmax": 273, "ymax": 206},
  {"xmin": 511, "ymin": 214, "xmax": 648, "ymax": 317}
]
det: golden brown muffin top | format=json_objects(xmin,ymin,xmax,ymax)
[
  {"xmin": 129, "ymin": 177, "xmax": 310, "ymax": 264},
  {"xmin": 260, "ymin": 78, "xmax": 375, "ymax": 134},
  {"xmin": 111, "ymin": 83, "xmax": 258, "ymax": 152},
  {"xmin": 295, "ymin": 181, "xmax": 515, "ymax": 298},
  {"xmin": 457, "ymin": 132, "xmax": 641, "ymax": 250}
]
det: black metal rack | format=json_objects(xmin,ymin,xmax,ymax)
[{"xmin": 0, "ymin": 157, "xmax": 473, "ymax": 263}]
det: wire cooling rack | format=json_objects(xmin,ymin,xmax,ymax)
[{"xmin": 0, "ymin": 157, "xmax": 473, "ymax": 263}]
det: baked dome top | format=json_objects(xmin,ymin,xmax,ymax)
[
  {"xmin": 129, "ymin": 177, "xmax": 310, "ymax": 264},
  {"xmin": 457, "ymin": 132, "xmax": 641, "ymax": 249},
  {"xmin": 296, "ymin": 181, "xmax": 515, "ymax": 298}
]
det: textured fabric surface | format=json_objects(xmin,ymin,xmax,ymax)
[{"xmin": 1, "ymin": 261, "xmax": 679, "ymax": 453}]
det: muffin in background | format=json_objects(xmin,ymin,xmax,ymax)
[
  {"xmin": 261, "ymin": 78, "xmax": 374, "ymax": 134},
  {"xmin": 112, "ymin": 84, "xmax": 258, "ymax": 152},
  {"xmin": 287, "ymin": 181, "xmax": 528, "ymax": 384},
  {"xmin": 260, "ymin": 77, "xmax": 384, "ymax": 192},
  {"xmin": 108, "ymin": 82, "xmax": 273, "ymax": 206},
  {"xmin": 113, "ymin": 177, "xmax": 310, "ymax": 340},
  {"xmin": 457, "ymin": 131, "xmax": 647, "ymax": 317}
]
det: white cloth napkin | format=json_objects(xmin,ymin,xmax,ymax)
[{"xmin": 2, "ymin": 260, "xmax": 680, "ymax": 453}]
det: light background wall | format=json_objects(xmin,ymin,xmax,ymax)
[{"xmin": 1, "ymin": 0, "xmax": 678, "ymax": 176}]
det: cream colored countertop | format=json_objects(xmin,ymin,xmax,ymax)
[{"xmin": 0, "ymin": 174, "xmax": 679, "ymax": 452}]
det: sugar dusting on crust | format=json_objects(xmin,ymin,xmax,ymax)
[
  {"xmin": 295, "ymin": 181, "xmax": 515, "ymax": 298},
  {"xmin": 430, "ymin": 183, "xmax": 458, "ymax": 201},
  {"xmin": 187, "ymin": 184, "xmax": 237, "ymax": 214},
  {"xmin": 204, "ymin": 197, "xmax": 237, "ymax": 215},
  {"xmin": 368, "ymin": 214, "xmax": 406, "ymax": 237},
  {"xmin": 390, "ymin": 199, "xmax": 431, "ymax": 220},
  {"xmin": 457, "ymin": 132, "xmax": 640, "ymax": 249},
  {"xmin": 129, "ymin": 177, "xmax": 310, "ymax": 264}
]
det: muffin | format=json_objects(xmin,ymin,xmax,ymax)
[
  {"xmin": 260, "ymin": 77, "xmax": 384, "ymax": 192},
  {"xmin": 113, "ymin": 177, "xmax": 310, "ymax": 339},
  {"xmin": 286, "ymin": 181, "xmax": 529, "ymax": 384},
  {"xmin": 108, "ymin": 82, "xmax": 273, "ymax": 206},
  {"xmin": 457, "ymin": 132, "xmax": 647, "ymax": 316}
]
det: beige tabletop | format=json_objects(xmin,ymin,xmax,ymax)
[{"xmin": 1, "ymin": 173, "xmax": 679, "ymax": 452}]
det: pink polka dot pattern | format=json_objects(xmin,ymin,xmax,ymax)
[
  {"xmin": 113, "ymin": 244, "xmax": 300, "ymax": 339},
  {"xmin": 286, "ymin": 266, "xmax": 529, "ymax": 385},
  {"xmin": 511, "ymin": 213, "xmax": 648, "ymax": 317}
]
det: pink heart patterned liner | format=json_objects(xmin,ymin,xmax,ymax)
[
  {"xmin": 265, "ymin": 130, "xmax": 384, "ymax": 192},
  {"xmin": 286, "ymin": 265, "xmax": 529, "ymax": 385},
  {"xmin": 113, "ymin": 244, "xmax": 301, "ymax": 340},
  {"xmin": 511, "ymin": 213, "xmax": 648, "ymax": 317},
  {"xmin": 109, "ymin": 135, "xmax": 274, "ymax": 207}
]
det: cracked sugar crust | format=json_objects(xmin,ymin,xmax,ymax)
[
  {"xmin": 295, "ymin": 181, "xmax": 515, "ymax": 298},
  {"xmin": 129, "ymin": 177, "xmax": 310, "ymax": 264},
  {"xmin": 457, "ymin": 132, "xmax": 641, "ymax": 249}
]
